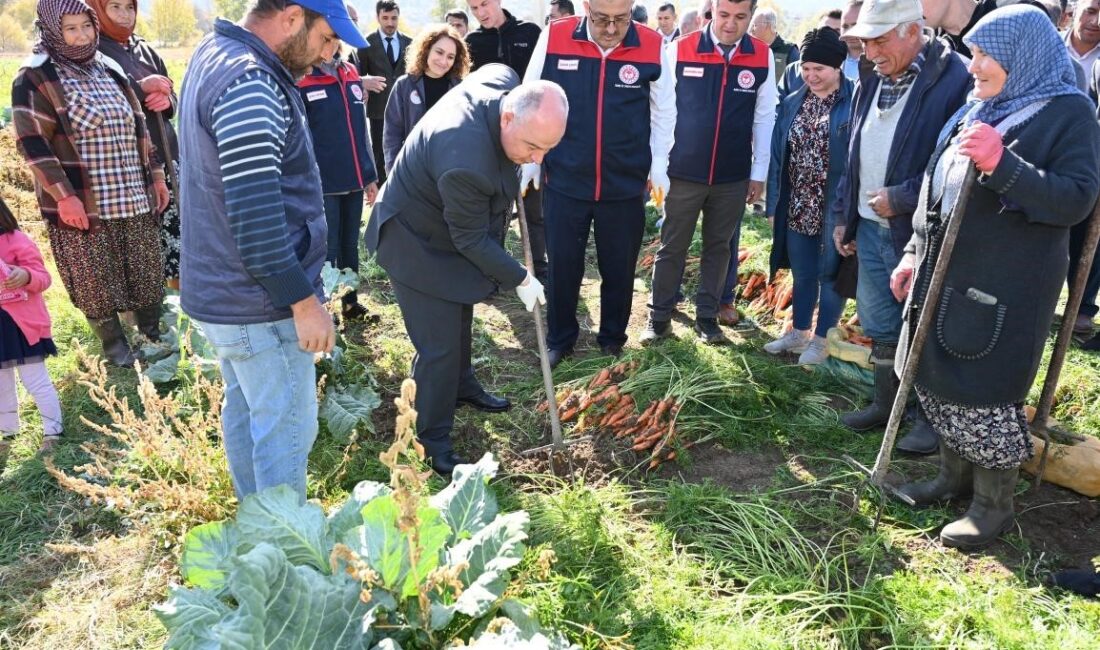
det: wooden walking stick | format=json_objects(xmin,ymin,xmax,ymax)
[
  {"xmin": 847, "ymin": 164, "xmax": 979, "ymax": 529},
  {"xmin": 1029, "ymin": 198, "xmax": 1100, "ymax": 487},
  {"xmin": 513, "ymin": 196, "xmax": 566, "ymax": 457}
]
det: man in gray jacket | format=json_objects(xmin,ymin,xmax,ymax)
[{"xmin": 365, "ymin": 65, "xmax": 566, "ymax": 474}]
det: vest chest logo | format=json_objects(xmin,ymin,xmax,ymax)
[
  {"xmin": 306, "ymin": 89, "xmax": 327, "ymax": 102},
  {"xmin": 619, "ymin": 64, "xmax": 640, "ymax": 85},
  {"xmin": 681, "ymin": 66, "xmax": 704, "ymax": 78},
  {"xmin": 737, "ymin": 70, "xmax": 756, "ymax": 89},
  {"xmin": 350, "ymin": 84, "xmax": 363, "ymax": 100},
  {"xmin": 557, "ymin": 58, "xmax": 579, "ymax": 71}
]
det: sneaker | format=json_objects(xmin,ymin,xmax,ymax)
[
  {"xmin": 763, "ymin": 329, "xmax": 810, "ymax": 355},
  {"xmin": 694, "ymin": 317, "xmax": 727, "ymax": 344},
  {"xmin": 639, "ymin": 317, "xmax": 672, "ymax": 345},
  {"xmin": 1073, "ymin": 313, "xmax": 1095, "ymax": 335},
  {"xmin": 797, "ymin": 336, "xmax": 829, "ymax": 365}
]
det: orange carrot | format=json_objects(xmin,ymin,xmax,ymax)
[{"xmin": 588, "ymin": 369, "xmax": 611, "ymax": 389}]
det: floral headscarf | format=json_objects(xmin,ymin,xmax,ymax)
[{"xmin": 34, "ymin": 0, "xmax": 100, "ymax": 72}]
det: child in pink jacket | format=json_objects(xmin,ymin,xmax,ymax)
[{"xmin": 0, "ymin": 197, "xmax": 61, "ymax": 455}]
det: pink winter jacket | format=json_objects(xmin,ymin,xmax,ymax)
[{"xmin": 0, "ymin": 231, "xmax": 52, "ymax": 345}]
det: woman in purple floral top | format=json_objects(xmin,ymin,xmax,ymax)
[{"xmin": 763, "ymin": 28, "xmax": 854, "ymax": 365}]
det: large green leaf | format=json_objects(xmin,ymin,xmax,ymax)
[
  {"xmin": 321, "ymin": 385, "xmax": 382, "ymax": 440},
  {"xmin": 199, "ymin": 543, "xmax": 381, "ymax": 650},
  {"xmin": 351, "ymin": 496, "xmax": 451, "ymax": 598},
  {"xmin": 142, "ymin": 352, "xmax": 181, "ymax": 384},
  {"xmin": 156, "ymin": 586, "xmax": 232, "ymax": 649},
  {"xmin": 180, "ymin": 520, "xmax": 240, "ymax": 591},
  {"xmin": 447, "ymin": 511, "xmax": 530, "ymax": 618},
  {"xmin": 428, "ymin": 453, "xmax": 499, "ymax": 545},
  {"xmin": 321, "ymin": 263, "xmax": 360, "ymax": 298},
  {"xmin": 453, "ymin": 620, "xmax": 579, "ymax": 650},
  {"xmin": 327, "ymin": 481, "xmax": 391, "ymax": 545},
  {"xmin": 236, "ymin": 485, "xmax": 330, "ymax": 573}
]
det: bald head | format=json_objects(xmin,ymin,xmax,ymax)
[{"xmin": 501, "ymin": 81, "xmax": 569, "ymax": 165}]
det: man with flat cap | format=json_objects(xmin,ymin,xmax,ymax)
[{"xmin": 365, "ymin": 64, "xmax": 568, "ymax": 474}]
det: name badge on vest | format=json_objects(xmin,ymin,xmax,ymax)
[
  {"xmin": 306, "ymin": 89, "xmax": 327, "ymax": 102},
  {"xmin": 682, "ymin": 66, "xmax": 704, "ymax": 78},
  {"xmin": 557, "ymin": 59, "xmax": 579, "ymax": 71},
  {"xmin": 410, "ymin": 90, "xmax": 422, "ymax": 105}
]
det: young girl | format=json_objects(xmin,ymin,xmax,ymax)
[{"xmin": 0, "ymin": 197, "xmax": 62, "ymax": 455}]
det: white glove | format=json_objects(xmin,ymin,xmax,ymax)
[
  {"xmin": 515, "ymin": 273, "xmax": 546, "ymax": 312},
  {"xmin": 519, "ymin": 163, "xmax": 541, "ymax": 196},
  {"xmin": 649, "ymin": 161, "xmax": 670, "ymax": 207}
]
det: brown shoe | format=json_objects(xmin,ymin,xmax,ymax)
[{"xmin": 718, "ymin": 303, "xmax": 739, "ymax": 326}]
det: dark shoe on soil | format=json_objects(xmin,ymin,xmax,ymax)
[
  {"xmin": 548, "ymin": 347, "xmax": 573, "ymax": 369},
  {"xmin": 897, "ymin": 412, "xmax": 940, "ymax": 455},
  {"xmin": 1073, "ymin": 313, "xmax": 1095, "ymax": 335},
  {"xmin": 427, "ymin": 449, "xmax": 466, "ymax": 476},
  {"xmin": 134, "ymin": 304, "xmax": 162, "ymax": 342},
  {"xmin": 456, "ymin": 391, "xmax": 511, "ymax": 413},
  {"xmin": 694, "ymin": 317, "xmax": 726, "ymax": 344},
  {"xmin": 718, "ymin": 303, "xmax": 740, "ymax": 326},
  {"xmin": 1052, "ymin": 569, "xmax": 1100, "ymax": 597},
  {"xmin": 896, "ymin": 444, "xmax": 973, "ymax": 507},
  {"xmin": 841, "ymin": 349, "xmax": 898, "ymax": 432},
  {"xmin": 639, "ymin": 317, "xmax": 672, "ymax": 345},
  {"xmin": 88, "ymin": 315, "xmax": 137, "ymax": 367},
  {"xmin": 1080, "ymin": 333, "xmax": 1100, "ymax": 351},
  {"xmin": 599, "ymin": 344, "xmax": 623, "ymax": 358},
  {"xmin": 940, "ymin": 466, "xmax": 1018, "ymax": 549}
]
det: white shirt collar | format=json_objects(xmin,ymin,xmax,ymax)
[
  {"xmin": 708, "ymin": 24, "xmax": 739, "ymax": 60},
  {"xmin": 1064, "ymin": 29, "xmax": 1100, "ymax": 61},
  {"xmin": 379, "ymin": 28, "xmax": 398, "ymax": 43}
]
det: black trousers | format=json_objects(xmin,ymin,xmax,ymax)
[
  {"xmin": 391, "ymin": 279, "xmax": 482, "ymax": 457},
  {"xmin": 543, "ymin": 187, "xmax": 645, "ymax": 351},
  {"xmin": 369, "ymin": 118, "xmax": 387, "ymax": 185}
]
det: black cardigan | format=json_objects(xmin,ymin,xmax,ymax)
[{"xmin": 899, "ymin": 93, "xmax": 1100, "ymax": 405}]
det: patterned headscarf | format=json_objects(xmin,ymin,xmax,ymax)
[
  {"xmin": 87, "ymin": 0, "xmax": 135, "ymax": 44},
  {"xmin": 961, "ymin": 4, "xmax": 1082, "ymax": 125},
  {"xmin": 34, "ymin": 0, "xmax": 100, "ymax": 72}
]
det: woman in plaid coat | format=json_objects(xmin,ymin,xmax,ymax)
[{"xmin": 12, "ymin": 0, "xmax": 169, "ymax": 366}]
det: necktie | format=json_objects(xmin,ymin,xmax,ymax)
[{"xmin": 385, "ymin": 36, "xmax": 395, "ymax": 65}]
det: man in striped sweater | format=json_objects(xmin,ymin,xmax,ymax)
[{"xmin": 178, "ymin": 0, "xmax": 366, "ymax": 502}]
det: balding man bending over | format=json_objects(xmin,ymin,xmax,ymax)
[{"xmin": 365, "ymin": 65, "xmax": 567, "ymax": 474}]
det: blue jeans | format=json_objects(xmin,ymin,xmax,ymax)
[
  {"xmin": 855, "ymin": 220, "xmax": 904, "ymax": 345},
  {"xmin": 195, "ymin": 317, "xmax": 318, "ymax": 502},
  {"xmin": 787, "ymin": 229, "xmax": 846, "ymax": 337}
]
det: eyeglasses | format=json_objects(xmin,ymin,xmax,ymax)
[{"xmin": 589, "ymin": 12, "xmax": 632, "ymax": 28}]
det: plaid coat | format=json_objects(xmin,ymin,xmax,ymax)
[{"xmin": 11, "ymin": 53, "xmax": 165, "ymax": 232}]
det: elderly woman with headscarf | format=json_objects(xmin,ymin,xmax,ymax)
[
  {"xmin": 762, "ymin": 28, "xmax": 854, "ymax": 365},
  {"xmin": 12, "ymin": 0, "xmax": 169, "ymax": 366},
  {"xmin": 88, "ymin": 0, "xmax": 180, "ymax": 291},
  {"xmin": 890, "ymin": 5, "xmax": 1100, "ymax": 549}
]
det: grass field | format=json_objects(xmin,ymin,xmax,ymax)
[{"xmin": 0, "ymin": 50, "xmax": 1099, "ymax": 647}]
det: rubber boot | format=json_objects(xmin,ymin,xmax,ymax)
[
  {"xmin": 134, "ymin": 304, "xmax": 162, "ymax": 342},
  {"xmin": 896, "ymin": 443, "xmax": 973, "ymax": 507},
  {"xmin": 88, "ymin": 314, "xmax": 137, "ymax": 367},
  {"xmin": 940, "ymin": 466, "xmax": 1018, "ymax": 549},
  {"xmin": 841, "ymin": 345, "xmax": 898, "ymax": 431},
  {"xmin": 897, "ymin": 407, "xmax": 940, "ymax": 455}
]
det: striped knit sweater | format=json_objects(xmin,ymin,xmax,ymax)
[{"xmin": 211, "ymin": 69, "xmax": 313, "ymax": 307}]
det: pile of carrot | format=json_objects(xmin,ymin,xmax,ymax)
[
  {"xmin": 838, "ymin": 323, "xmax": 873, "ymax": 348},
  {"xmin": 742, "ymin": 270, "xmax": 793, "ymax": 321},
  {"xmin": 536, "ymin": 358, "xmax": 687, "ymax": 470}
]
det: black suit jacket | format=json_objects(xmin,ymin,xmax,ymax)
[
  {"xmin": 356, "ymin": 30, "xmax": 412, "ymax": 119},
  {"xmin": 364, "ymin": 64, "xmax": 527, "ymax": 304}
]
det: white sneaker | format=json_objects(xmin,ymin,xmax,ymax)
[
  {"xmin": 764, "ymin": 329, "xmax": 810, "ymax": 355},
  {"xmin": 798, "ymin": 337, "xmax": 829, "ymax": 365}
]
